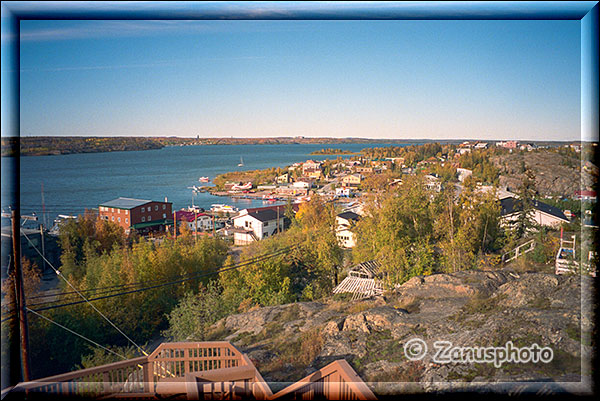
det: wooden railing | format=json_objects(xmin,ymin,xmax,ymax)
[
  {"xmin": 11, "ymin": 356, "xmax": 148, "ymax": 397},
  {"xmin": 11, "ymin": 342, "xmax": 247, "ymax": 397},
  {"xmin": 9, "ymin": 342, "xmax": 376, "ymax": 400},
  {"xmin": 501, "ymin": 239, "xmax": 535, "ymax": 263},
  {"xmin": 268, "ymin": 359, "xmax": 376, "ymax": 400}
]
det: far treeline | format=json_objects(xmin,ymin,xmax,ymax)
[{"xmin": 2, "ymin": 136, "xmax": 580, "ymax": 157}]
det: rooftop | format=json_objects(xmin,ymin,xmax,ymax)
[
  {"xmin": 99, "ymin": 197, "xmax": 153, "ymax": 209},
  {"xmin": 500, "ymin": 197, "xmax": 568, "ymax": 221},
  {"xmin": 337, "ymin": 211, "xmax": 361, "ymax": 222}
]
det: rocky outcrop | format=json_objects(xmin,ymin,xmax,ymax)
[
  {"xmin": 490, "ymin": 151, "xmax": 581, "ymax": 196},
  {"xmin": 208, "ymin": 269, "xmax": 593, "ymax": 393}
]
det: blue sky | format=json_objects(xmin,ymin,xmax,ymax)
[{"xmin": 17, "ymin": 18, "xmax": 581, "ymax": 141}]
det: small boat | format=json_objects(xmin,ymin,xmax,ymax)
[
  {"xmin": 199, "ymin": 177, "xmax": 210, "ymax": 183},
  {"xmin": 210, "ymin": 204, "xmax": 239, "ymax": 214},
  {"xmin": 237, "ymin": 157, "xmax": 244, "ymax": 167}
]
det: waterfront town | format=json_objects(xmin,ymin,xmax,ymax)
[
  {"xmin": 3, "ymin": 3, "xmax": 597, "ymax": 397},
  {"xmin": 2, "ymin": 139, "xmax": 597, "ymax": 399},
  {"xmin": 68, "ymin": 139, "xmax": 597, "ymax": 255}
]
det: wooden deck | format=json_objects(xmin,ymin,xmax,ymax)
[
  {"xmin": 333, "ymin": 260, "xmax": 384, "ymax": 300},
  {"xmin": 333, "ymin": 276, "xmax": 384, "ymax": 300}
]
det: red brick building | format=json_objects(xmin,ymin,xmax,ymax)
[{"xmin": 99, "ymin": 197, "xmax": 173, "ymax": 234}]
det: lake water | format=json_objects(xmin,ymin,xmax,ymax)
[{"xmin": 2, "ymin": 142, "xmax": 410, "ymax": 228}]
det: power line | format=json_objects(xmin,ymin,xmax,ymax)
[
  {"xmin": 2, "ymin": 245, "xmax": 296, "ymax": 321},
  {"xmin": 26, "ymin": 308, "xmax": 128, "ymax": 361},
  {"xmin": 26, "ymin": 246, "xmax": 295, "ymax": 313},
  {"xmin": 20, "ymin": 229, "xmax": 149, "ymax": 357},
  {"xmin": 20, "ymin": 245, "xmax": 295, "ymax": 306}
]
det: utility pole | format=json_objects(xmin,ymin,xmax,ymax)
[
  {"xmin": 12, "ymin": 210, "xmax": 31, "ymax": 382},
  {"xmin": 39, "ymin": 224, "xmax": 46, "ymax": 272},
  {"xmin": 173, "ymin": 211, "xmax": 177, "ymax": 240},
  {"xmin": 194, "ymin": 210, "xmax": 197, "ymax": 243}
]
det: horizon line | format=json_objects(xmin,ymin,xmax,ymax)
[{"xmin": 6, "ymin": 135, "xmax": 586, "ymax": 143}]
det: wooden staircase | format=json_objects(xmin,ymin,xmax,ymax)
[{"xmin": 7, "ymin": 342, "xmax": 376, "ymax": 400}]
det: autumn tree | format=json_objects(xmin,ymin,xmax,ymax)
[
  {"xmin": 353, "ymin": 174, "xmax": 436, "ymax": 285},
  {"xmin": 162, "ymin": 281, "xmax": 227, "ymax": 341}
]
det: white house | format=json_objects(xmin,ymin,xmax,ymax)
[
  {"xmin": 175, "ymin": 210, "xmax": 213, "ymax": 231},
  {"xmin": 335, "ymin": 187, "xmax": 353, "ymax": 197},
  {"xmin": 292, "ymin": 180, "xmax": 311, "ymax": 189},
  {"xmin": 424, "ymin": 174, "xmax": 441, "ymax": 192},
  {"xmin": 500, "ymin": 197, "xmax": 569, "ymax": 229},
  {"xmin": 232, "ymin": 207, "xmax": 286, "ymax": 245},
  {"xmin": 456, "ymin": 168, "xmax": 473, "ymax": 183},
  {"xmin": 336, "ymin": 211, "xmax": 360, "ymax": 248}
]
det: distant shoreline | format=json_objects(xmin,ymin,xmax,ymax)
[
  {"xmin": 1, "ymin": 136, "xmax": 580, "ymax": 157},
  {"xmin": 310, "ymin": 148, "xmax": 361, "ymax": 156}
]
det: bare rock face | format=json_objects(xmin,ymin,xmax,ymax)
[
  {"xmin": 223, "ymin": 305, "xmax": 283, "ymax": 335},
  {"xmin": 209, "ymin": 269, "xmax": 589, "ymax": 392},
  {"xmin": 495, "ymin": 273, "xmax": 571, "ymax": 308},
  {"xmin": 491, "ymin": 151, "xmax": 581, "ymax": 196}
]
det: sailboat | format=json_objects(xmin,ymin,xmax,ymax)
[{"xmin": 237, "ymin": 157, "xmax": 244, "ymax": 167}]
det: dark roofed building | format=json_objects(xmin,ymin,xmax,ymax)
[
  {"xmin": 336, "ymin": 211, "xmax": 361, "ymax": 248},
  {"xmin": 500, "ymin": 197, "xmax": 568, "ymax": 229},
  {"xmin": 232, "ymin": 206, "xmax": 291, "ymax": 245},
  {"xmin": 337, "ymin": 211, "xmax": 360, "ymax": 222}
]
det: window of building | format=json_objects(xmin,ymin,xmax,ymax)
[
  {"xmin": 264, "ymin": 221, "xmax": 269, "ymax": 227},
  {"xmin": 155, "ymin": 205, "xmax": 158, "ymax": 211},
  {"xmin": 141, "ymin": 207, "xmax": 145, "ymax": 212},
  {"xmin": 118, "ymin": 217, "xmax": 121, "ymax": 222},
  {"xmin": 163, "ymin": 214, "xmax": 166, "ymax": 219},
  {"xmin": 142, "ymin": 216, "xmax": 145, "ymax": 222},
  {"xmin": 163, "ymin": 204, "xmax": 166, "ymax": 210},
  {"xmin": 125, "ymin": 218, "xmax": 128, "ymax": 224},
  {"xmin": 148, "ymin": 215, "xmax": 151, "ymax": 221},
  {"xmin": 111, "ymin": 216, "xmax": 114, "ymax": 221}
]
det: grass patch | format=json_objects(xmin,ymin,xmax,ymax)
[
  {"xmin": 205, "ymin": 321, "xmax": 232, "ymax": 341},
  {"xmin": 461, "ymin": 293, "xmax": 507, "ymax": 316},
  {"xmin": 259, "ymin": 326, "xmax": 325, "ymax": 379},
  {"xmin": 394, "ymin": 296, "xmax": 421, "ymax": 314},
  {"xmin": 347, "ymin": 301, "xmax": 373, "ymax": 314},
  {"xmin": 353, "ymin": 330, "xmax": 404, "ymax": 373},
  {"xmin": 447, "ymin": 364, "xmax": 497, "ymax": 382},
  {"xmin": 332, "ymin": 293, "xmax": 353, "ymax": 302},
  {"xmin": 565, "ymin": 323, "xmax": 580, "ymax": 342},
  {"xmin": 527, "ymin": 296, "xmax": 552, "ymax": 309},
  {"xmin": 367, "ymin": 361, "xmax": 425, "ymax": 382}
]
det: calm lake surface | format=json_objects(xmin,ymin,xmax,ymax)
[{"xmin": 2, "ymin": 143, "xmax": 412, "ymax": 228}]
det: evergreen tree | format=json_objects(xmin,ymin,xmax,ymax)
[{"xmin": 514, "ymin": 169, "xmax": 538, "ymax": 238}]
